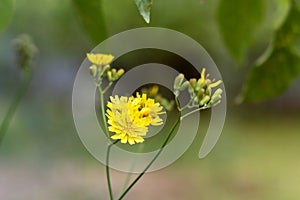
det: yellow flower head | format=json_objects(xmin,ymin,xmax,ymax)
[
  {"xmin": 87, "ymin": 53, "xmax": 114, "ymax": 66},
  {"xmin": 106, "ymin": 93, "xmax": 164, "ymax": 145}
]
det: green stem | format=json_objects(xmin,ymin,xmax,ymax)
[
  {"xmin": 180, "ymin": 107, "xmax": 205, "ymax": 120},
  {"xmin": 118, "ymin": 117, "xmax": 181, "ymax": 200},
  {"xmin": 106, "ymin": 140, "xmax": 119, "ymax": 200},
  {"xmin": 179, "ymin": 98, "xmax": 193, "ymax": 111},
  {"xmin": 103, "ymin": 82, "xmax": 113, "ymax": 94},
  {"xmin": 119, "ymin": 144, "xmax": 144, "ymax": 196},
  {"xmin": 0, "ymin": 70, "xmax": 33, "ymax": 146},
  {"xmin": 99, "ymin": 88, "xmax": 108, "ymax": 137}
]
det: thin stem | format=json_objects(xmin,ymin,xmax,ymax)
[
  {"xmin": 118, "ymin": 117, "xmax": 181, "ymax": 200},
  {"xmin": 103, "ymin": 82, "xmax": 113, "ymax": 94},
  {"xmin": 106, "ymin": 140, "xmax": 119, "ymax": 200},
  {"xmin": 119, "ymin": 144, "xmax": 144, "ymax": 196},
  {"xmin": 98, "ymin": 87, "xmax": 108, "ymax": 137},
  {"xmin": 179, "ymin": 98, "xmax": 193, "ymax": 111},
  {"xmin": 180, "ymin": 106, "xmax": 205, "ymax": 120},
  {"xmin": 0, "ymin": 70, "xmax": 33, "ymax": 146}
]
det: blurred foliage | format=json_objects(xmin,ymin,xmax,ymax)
[
  {"xmin": 0, "ymin": 0, "xmax": 13, "ymax": 32},
  {"xmin": 243, "ymin": 2, "xmax": 300, "ymax": 102},
  {"xmin": 72, "ymin": 0, "xmax": 107, "ymax": 44},
  {"xmin": 71, "ymin": 0, "xmax": 300, "ymax": 103},
  {"xmin": 135, "ymin": 0, "xmax": 153, "ymax": 23},
  {"xmin": 217, "ymin": 0, "xmax": 265, "ymax": 64}
]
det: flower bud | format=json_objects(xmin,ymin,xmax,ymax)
[
  {"xmin": 210, "ymin": 88, "xmax": 223, "ymax": 104},
  {"xmin": 197, "ymin": 89, "xmax": 205, "ymax": 99},
  {"xmin": 89, "ymin": 65, "xmax": 97, "ymax": 77},
  {"xmin": 205, "ymin": 86, "xmax": 212, "ymax": 96},
  {"xmin": 195, "ymin": 79, "xmax": 205, "ymax": 91},
  {"xmin": 180, "ymin": 81, "xmax": 190, "ymax": 91},
  {"xmin": 189, "ymin": 78, "xmax": 197, "ymax": 88},
  {"xmin": 174, "ymin": 74, "xmax": 185, "ymax": 90},
  {"xmin": 199, "ymin": 95, "xmax": 210, "ymax": 106},
  {"xmin": 107, "ymin": 71, "xmax": 112, "ymax": 81},
  {"xmin": 117, "ymin": 68, "xmax": 125, "ymax": 77}
]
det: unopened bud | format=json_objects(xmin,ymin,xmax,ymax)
[
  {"xmin": 189, "ymin": 78, "xmax": 197, "ymax": 88},
  {"xmin": 89, "ymin": 65, "xmax": 97, "ymax": 77},
  {"xmin": 210, "ymin": 88, "xmax": 223, "ymax": 104},
  {"xmin": 180, "ymin": 81, "xmax": 190, "ymax": 91},
  {"xmin": 107, "ymin": 71, "xmax": 112, "ymax": 81},
  {"xmin": 117, "ymin": 68, "xmax": 125, "ymax": 77},
  {"xmin": 174, "ymin": 73, "xmax": 185, "ymax": 90},
  {"xmin": 199, "ymin": 95, "xmax": 210, "ymax": 106},
  {"xmin": 197, "ymin": 89, "xmax": 205, "ymax": 99},
  {"xmin": 205, "ymin": 86, "xmax": 212, "ymax": 96},
  {"xmin": 196, "ymin": 79, "xmax": 205, "ymax": 91}
]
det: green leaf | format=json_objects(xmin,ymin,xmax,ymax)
[
  {"xmin": 0, "ymin": 0, "xmax": 14, "ymax": 32},
  {"xmin": 242, "ymin": 4, "xmax": 300, "ymax": 102},
  {"xmin": 72, "ymin": 0, "xmax": 107, "ymax": 44},
  {"xmin": 217, "ymin": 0, "xmax": 265, "ymax": 64},
  {"xmin": 135, "ymin": 0, "xmax": 153, "ymax": 24}
]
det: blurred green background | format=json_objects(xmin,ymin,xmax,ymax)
[{"xmin": 0, "ymin": 0, "xmax": 300, "ymax": 199}]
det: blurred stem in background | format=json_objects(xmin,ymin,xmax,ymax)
[{"xmin": 0, "ymin": 34, "xmax": 38, "ymax": 146}]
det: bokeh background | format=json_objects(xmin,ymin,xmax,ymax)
[{"xmin": 1, "ymin": 0, "xmax": 300, "ymax": 199}]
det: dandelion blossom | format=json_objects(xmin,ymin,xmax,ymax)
[{"xmin": 106, "ymin": 93, "xmax": 164, "ymax": 145}]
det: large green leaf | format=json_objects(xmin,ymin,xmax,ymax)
[
  {"xmin": 0, "ymin": 0, "xmax": 13, "ymax": 32},
  {"xmin": 72, "ymin": 0, "xmax": 107, "ymax": 44},
  {"xmin": 217, "ymin": 0, "xmax": 265, "ymax": 64},
  {"xmin": 242, "ymin": 4, "xmax": 300, "ymax": 102},
  {"xmin": 135, "ymin": 0, "xmax": 153, "ymax": 24}
]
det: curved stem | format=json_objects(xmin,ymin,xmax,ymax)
[
  {"xmin": 0, "ymin": 70, "xmax": 33, "ymax": 146},
  {"xmin": 118, "ymin": 117, "xmax": 181, "ymax": 200},
  {"xmin": 106, "ymin": 140, "xmax": 119, "ymax": 200}
]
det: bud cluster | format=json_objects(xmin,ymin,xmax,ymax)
[
  {"xmin": 87, "ymin": 53, "xmax": 124, "ymax": 86},
  {"xmin": 173, "ymin": 68, "xmax": 223, "ymax": 110}
]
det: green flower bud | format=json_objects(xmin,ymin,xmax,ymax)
[
  {"xmin": 117, "ymin": 68, "xmax": 125, "ymax": 77},
  {"xmin": 195, "ymin": 79, "xmax": 205, "ymax": 91},
  {"xmin": 174, "ymin": 73, "xmax": 185, "ymax": 90},
  {"xmin": 199, "ymin": 95, "xmax": 210, "ymax": 106},
  {"xmin": 111, "ymin": 68, "xmax": 117, "ymax": 75},
  {"xmin": 205, "ymin": 86, "xmax": 212, "ymax": 96},
  {"xmin": 107, "ymin": 71, "xmax": 112, "ymax": 81},
  {"xmin": 189, "ymin": 78, "xmax": 197, "ymax": 88},
  {"xmin": 180, "ymin": 81, "xmax": 190, "ymax": 91},
  {"xmin": 197, "ymin": 89, "xmax": 205, "ymax": 99},
  {"xmin": 89, "ymin": 65, "xmax": 97, "ymax": 77},
  {"xmin": 210, "ymin": 88, "xmax": 223, "ymax": 104}
]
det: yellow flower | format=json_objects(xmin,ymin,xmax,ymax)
[
  {"xmin": 133, "ymin": 92, "xmax": 164, "ymax": 126},
  {"xmin": 106, "ymin": 93, "xmax": 164, "ymax": 145},
  {"xmin": 86, "ymin": 53, "xmax": 114, "ymax": 66}
]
